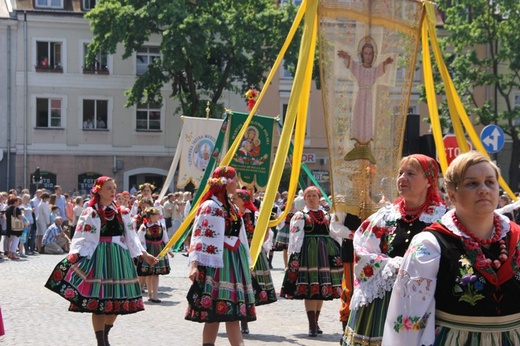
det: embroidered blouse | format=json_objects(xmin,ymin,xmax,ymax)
[
  {"xmin": 288, "ymin": 206, "xmax": 341, "ymax": 255},
  {"xmin": 138, "ymin": 222, "xmax": 169, "ymax": 247},
  {"xmin": 188, "ymin": 196, "xmax": 250, "ymax": 268},
  {"xmin": 382, "ymin": 210, "xmax": 517, "ymax": 345},
  {"xmin": 350, "ymin": 203, "xmax": 446, "ymax": 311},
  {"xmin": 69, "ymin": 205, "xmax": 145, "ymax": 259}
]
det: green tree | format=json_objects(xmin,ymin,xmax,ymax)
[
  {"xmin": 430, "ymin": 0, "xmax": 520, "ymax": 190},
  {"xmin": 85, "ymin": 0, "xmax": 298, "ymax": 118}
]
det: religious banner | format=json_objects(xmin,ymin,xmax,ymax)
[
  {"xmin": 227, "ymin": 112, "xmax": 276, "ymax": 190},
  {"xmin": 177, "ymin": 116, "xmax": 224, "ymax": 189},
  {"xmin": 318, "ymin": 0, "xmax": 424, "ymax": 219}
]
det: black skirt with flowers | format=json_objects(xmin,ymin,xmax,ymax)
[
  {"xmin": 280, "ymin": 222, "xmax": 343, "ymax": 300},
  {"xmin": 185, "ymin": 242, "xmax": 257, "ymax": 323},
  {"xmin": 45, "ymin": 217, "xmax": 144, "ymax": 315}
]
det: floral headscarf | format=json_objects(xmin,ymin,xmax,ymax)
[
  {"xmin": 395, "ymin": 154, "xmax": 443, "ymax": 206},
  {"xmin": 236, "ymin": 189, "xmax": 257, "ymax": 212},
  {"xmin": 89, "ymin": 176, "xmax": 114, "ymax": 207},
  {"xmin": 200, "ymin": 166, "xmax": 237, "ymax": 205}
]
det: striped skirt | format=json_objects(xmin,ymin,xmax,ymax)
[
  {"xmin": 185, "ymin": 242, "xmax": 257, "ymax": 323},
  {"xmin": 280, "ymin": 235, "xmax": 343, "ymax": 300},
  {"xmin": 44, "ymin": 241, "xmax": 144, "ymax": 315},
  {"xmin": 342, "ymin": 291, "xmax": 391, "ymax": 346},
  {"xmin": 273, "ymin": 225, "xmax": 290, "ymax": 251},
  {"xmin": 434, "ymin": 310, "xmax": 520, "ymax": 346},
  {"xmin": 252, "ymin": 250, "xmax": 277, "ymax": 306},
  {"xmin": 137, "ymin": 240, "xmax": 170, "ymax": 276}
]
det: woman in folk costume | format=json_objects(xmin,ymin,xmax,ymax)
[
  {"xmin": 343, "ymin": 154, "xmax": 446, "ymax": 345},
  {"xmin": 383, "ymin": 151, "xmax": 520, "ymax": 345},
  {"xmin": 45, "ymin": 176, "xmax": 158, "ymax": 346},
  {"xmin": 232, "ymin": 189, "xmax": 277, "ymax": 335},
  {"xmin": 280, "ymin": 186, "xmax": 343, "ymax": 337},
  {"xmin": 185, "ymin": 166, "xmax": 256, "ymax": 346},
  {"xmin": 137, "ymin": 207, "xmax": 174, "ymax": 303}
]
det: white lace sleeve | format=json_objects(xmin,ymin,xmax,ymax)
[
  {"xmin": 329, "ymin": 212, "xmax": 355, "ymax": 240},
  {"xmin": 350, "ymin": 207, "xmax": 396, "ymax": 309},
  {"xmin": 288, "ymin": 211, "xmax": 305, "ymax": 254},
  {"xmin": 123, "ymin": 211, "xmax": 146, "ymax": 257},
  {"xmin": 69, "ymin": 207, "xmax": 101, "ymax": 258},
  {"xmin": 382, "ymin": 231, "xmax": 440, "ymax": 346}
]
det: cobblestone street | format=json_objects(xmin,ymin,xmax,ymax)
[{"xmin": 1, "ymin": 252, "xmax": 344, "ymax": 345}]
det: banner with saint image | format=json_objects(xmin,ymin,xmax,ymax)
[
  {"xmin": 227, "ymin": 112, "xmax": 276, "ymax": 190},
  {"xmin": 318, "ymin": 0, "xmax": 424, "ymax": 219},
  {"xmin": 177, "ymin": 116, "xmax": 223, "ymax": 189}
]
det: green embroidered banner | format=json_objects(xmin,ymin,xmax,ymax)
[{"xmin": 228, "ymin": 112, "xmax": 275, "ymax": 190}]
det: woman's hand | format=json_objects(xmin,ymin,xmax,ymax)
[
  {"xmin": 142, "ymin": 252, "xmax": 159, "ymax": 266},
  {"xmin": 189, "ymin": 261, "xmax": 199, "ymax": 282}
]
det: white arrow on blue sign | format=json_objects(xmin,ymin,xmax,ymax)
[{"xmin": 480, "ymin": 125, "xmax": 505, "ymax": 154}]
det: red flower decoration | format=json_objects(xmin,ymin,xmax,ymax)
[
  {"xmin": 202, "ymin": 219, "xmax": 209, "ymax": 227},
  {"xmin": 195, "ymin": 243, "xmax": 203, "ymax": 251},
  {"xmin": 64, "ymin": 288, "xmax": 75, "ymax": 299},
  {"xmin": 105, "ymin": 301, "xmax": 113, "ymax": 312},
  {"xmin": 87, "ymin": 300, "xmax": 99, "ymax": 310},
  {"xmin": 362, "ymin": 264, "xmax": 374, "ymax": 277},
  {"xmin": 259, "ymin": 291, "xmax": 268, "ymax": 301},
  {"xmin": 53, "ymin": 270, "xmax": 63, "ymax": 281},
  {"xmin": 204, "ymin": 229, "xmax": 215, "ymax": 237},
  {"xmin": 206, "ymin": 245, "xmax": 216, "ymax": 254},
  {"xmin": 84, "ymin": 225, "xmax": 92, "ymax": 232},
  {"xmin": 310, "ymin": 284, "xmax": 320, "ymax": 295},
  {"xmin": 372, "ymin": 225, "xmax": 385, "ymax": 239},
  {"xmin": 216, "ymin": 301, "xmax": 229, "ymax": 315}
]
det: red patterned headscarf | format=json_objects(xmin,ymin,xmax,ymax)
[
  {"xmin": 200, "ymin": 166, "xmax": 237, "ymax": 204},
  {"xmin": 395, "ymin": 154, "xmax": 443, "ymax": 206},
  {"xmin": 89, "ymin": 176, "xmax": 114, "ymax": 207},
  {"xmin": 236, "ymin": 189, "xmax": 257, "ymax": 212}
]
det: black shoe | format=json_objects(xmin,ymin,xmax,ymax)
[
  {"xmin": 317, "ymin": 326, "xmax": 323, "ymax": 334},
  {"xmin": 182, "ymin": 253, "xmax": 189, "ymax": 257},
  {"xmin": 241, "ymin": 328, "xmax": 250, "ymax": 334},
  {"xmin": 308, "ymin": 329, "xmax": 318, "ymax": 337}
]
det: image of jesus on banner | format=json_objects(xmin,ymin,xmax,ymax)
[{"xmin": 337, "ymin": 36, "xmax": 395, "ymax": 164}]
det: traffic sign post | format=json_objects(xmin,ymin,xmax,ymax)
[
  {"xmin": 442, "ymin": 134, "xmax": 473, "ymax": 165},
  {"xmin": 480, "ymin": 125, "xmax": 505, "ymax": 154}
]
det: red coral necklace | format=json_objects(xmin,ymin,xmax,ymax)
[
  {"xmin": 453, "ymin": 213, "xmax": 508, "ymax": 269},
  {"xmin": 308, "ymin": 210, "xmax": 326, "ymax": 225},
  {"xmin": 398, "ymin": 200, "xmax": 429, "ymax": 224}
]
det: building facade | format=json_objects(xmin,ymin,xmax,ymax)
[{"xmin": 0, "ymin": 0, "xmax": 451, "ymax": 197}]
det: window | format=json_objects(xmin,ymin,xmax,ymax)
[
  {"xmin": 514, "ymin": 94, "xmax": 520, "ymax": 127},
  {"xmin": 281, "ymin": 59, "xmax": 294, "ymax": 79},
  {"xmin": 36, "ymin": 41, "xmax": 62, "ymax": 72},
  {"xmin": 83, "ymin": 0, "xmax": 96, "ymax": 10},
  {"xmin": 136, "ymin": 47, "xmax": 160, "ymax": 75},
  {"xmin": 35, "ymin": 0, "xmax": 62, "ymax": 9},
  {"xmin": 83, "ymin": 43, "xmax": 108, "ymax": 74},
  {"xmin": 136, "ymin": 103, "xmax": 161, "ymax": 131},
  {"xmin": 83, "ymin": 99, "xmax": 108, "ymax": 130},
  {"xmin": 36, "ymin": 98, "xmax": 62, "ymax": 128}
]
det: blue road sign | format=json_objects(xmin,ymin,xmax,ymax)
[{"xmin": 480, "ymin": 125, "xmax": 505, "ymax": 154}]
